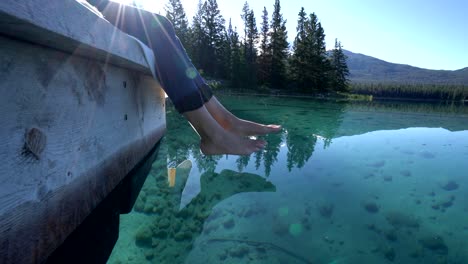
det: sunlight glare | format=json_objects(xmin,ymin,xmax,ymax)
[{"xmin": 110, "ymin": 0, "xmax": 165, "ymax": 14}]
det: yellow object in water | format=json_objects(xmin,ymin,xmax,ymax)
[{"xmin": 168, "ymin": 167, "xmax": 176, "ymax": 187}]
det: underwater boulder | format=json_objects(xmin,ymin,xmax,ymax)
[
  {"xmin": 383, "ymin": 247, "xmax": 396, "ymax": 262},
  {"xmin": 363, "ymin": 201, "xmax": 380, "ymax": 213},
  {"xmin": 440, "ymin": 180, "xmax": 459, "ymax": 191},
  {"xmin": 317, "ymin": 202, "xmax": 334, "ymax": 218},
  {"xmin": 135, "ymin": 225, "xmax": 153, "ymax": 248},
  {"xmin": 385, "ymin": 211, "xmax": 419, "ymax": 229},
  {"xmin": 419, "ymin": 235, "xmax": 448, "ymax": 255},
  {"xmin": 419, "ymin": 151, "xmax": 435, "ymax": 159},
  {"xmin": 400, "ymin": 170, "xmax": 412, "ymax": 177},
  {"xmin": 368, "ymin": 160, "xmax": 385, "ymax": 168},
  {"xmin": 383, "ymin": 175, "xmax": 393, "ymax": 182}
]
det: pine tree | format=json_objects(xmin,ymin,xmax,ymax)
[
  {"xmin": 290, "ymin": 7, "xmax": 309, "ymax": 91},
  {"xmin": 227, "ymin": 20, "xmax": 242, "ymax": 87},
  {"xmin": 201, "ymin": 0, "xmax": 226, "ymax": 77},
  {"xmin": 165, "ymin": 0, "xmax": 190, "ymax": 48},
  {"xmin": 269, "ymin": 0, "xmax": 289, "ymax": 89},
  {"xmin": 313, "ymin": 20, "xmax": 331, "ymax": 92},
  {"xmin": 300, "ymin": 12, "xmax": 330, "ymax": 93},
  {"xmin": 257, "ymin": 6, "xmax": 271, "ymax": 86},
  {"xmin": 190, "ymin": 0, "xmax": 207, "ymax": 70},
  {"xmin": 240, "ymin": 2, "xmax": 258, "ymax": 87},
  {"xmin": 330, "ymin": 38, "xmax": 349, "ymax": 91}
]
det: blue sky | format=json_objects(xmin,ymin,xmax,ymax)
[{"xmin": 115, "ymin": 0, "xmax": 468, "ymax": 70}]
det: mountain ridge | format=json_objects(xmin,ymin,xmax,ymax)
[{"xmin": 343, "ymin": 50, "xmax": 468, "ymax": 85}]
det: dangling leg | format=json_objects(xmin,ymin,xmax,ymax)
[{"xmin": 90, "ymin": 1, "xmax": 276, "ymax": 155}]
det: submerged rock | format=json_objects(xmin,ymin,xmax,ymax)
[
  {"xmin": 384, "ymin": 229, "xmax": 398, "ymax": 242},
  {"xmin": 317, "ymin": 202, "xmax": 334, "ymax": 218},
  {"xmin": 363, "ymin": 202, "xmax": 379, "ymax": 213},
  {"xmin": 383, "ymin": 247, "xmax": 396, "ymax": 262},
  {"xmin": 174, "ymin": 230, "xmax": 193, "ymax": 241},
  {"xmin": 368, "ymin": 160, "xmax": 386, "ymax": 168},
  {"xmin": 431, "ymin": 195, "xmax": 455, "ymax": 211},
  {"xmin": 419, "ymin": 151, "xmax": 436, "ymax": 159},
  {"xmin": 135, "ymin": 225, "xmax": 153, "ymax": 248},
  {"xmin": 383, "ymin": 175, "xmax": 393, "ymax": 182},
  {"xmin": 400, "ymin": 170, "xmax": 412, "ymax": 177},
  {"xmin": 385, "ymin": 211, "xmax": 419, "ymax": 229},
  {"xmin": 419, "ymin": 235, "xmax": 448, "ymax": 255},
  {"xmin": 441, "ymin": 180, "xmax": 459, "ymax": 191}
]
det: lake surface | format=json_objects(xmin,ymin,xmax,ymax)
[{"xmin": 108, "ymin": 95, "xmax": 468, "ymax": 264}]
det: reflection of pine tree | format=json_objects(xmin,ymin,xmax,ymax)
[
  {"xmin": 236, "ymin": 155, "xmax": 251, "ymax": 172},
  {"xmin": 263, "ymin": 133, "xmax": 282, "ymax": 177},
  {"xmin": 315, "ymin": 100, "xmax": 346, "ymax": 141},
  {"xmin": 286, "ymin": 133, "xmax": 317, "ymax": 171},
  {"xmin": 191, "ymin": 151, "xmax": 221, "ymax": 173},
  {"xmin": 254, "ymin": 151, "xmax": 263, "ymax": 171}
]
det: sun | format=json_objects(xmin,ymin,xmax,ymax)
[{"xmin": 110, "ymin": 0, "xmax": 165, "ymax": 14}]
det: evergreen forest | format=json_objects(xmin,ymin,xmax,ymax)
[{"xmin": 164, "ymin": 0, "xmax": 349, "ymax": 93}]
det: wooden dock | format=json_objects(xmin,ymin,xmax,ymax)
[{"xmin": 0, "ymin": 1, "xmax": 166, "ymax": 263}]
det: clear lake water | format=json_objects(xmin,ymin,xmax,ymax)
[{"xmin": 108, "ymin": 95, "xmax": 468, "ymax": 264}]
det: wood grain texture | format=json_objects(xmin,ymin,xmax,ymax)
[
  {"xmin": 0, "ymin": 0, "xmax": 154, "ymax": 75},
  {"xmin": 0, "ymin": 33, "xmax": 166, "ymax": 263}
]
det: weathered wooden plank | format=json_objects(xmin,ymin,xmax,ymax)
[
  {"xmin": 0, "ymin": 0, "xmax": 153, "ymax": 75},
  {"xmin": 0, "ymin": 33, "xmax": 165, "ymax": 263}
]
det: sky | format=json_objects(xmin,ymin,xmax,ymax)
[{"xmin": 112, "ymin": 0, "xmax": 468, "ymax": 70}]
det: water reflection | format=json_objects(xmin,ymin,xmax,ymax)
[
  {"xmin": 128, "ymin": 162, "xmax": 275, "ymax": 263},
  {"xmin": 165, "ymin": 96, "xmax": 468, "ymax": 176},
  {"xmin": 110, "ymin": 96, "xmax": 468, "ymax": 264}
]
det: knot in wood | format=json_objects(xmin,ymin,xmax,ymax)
[{"xmin": 25, "ymin": 127, "xmax": 47, "ymax": 159}]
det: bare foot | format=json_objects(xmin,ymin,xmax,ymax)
[
  {"xmin": 200, "ymin": 131, "xmax": 266, "ymax": 155},
  {"xmin": 205, "ymin": 97, "xmax": 282, "ymax": 136},
  {"xmin": 184, "ymin": 106, "xmax": 267, "ymax": 156},
  {"xmin": 227, "ymin": 120, "xmax": 282, "ymax": 137}
]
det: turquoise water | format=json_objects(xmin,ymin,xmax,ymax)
[{"xmin": 109, "ymin": 96, "xmax": 468, "ymax": 264}]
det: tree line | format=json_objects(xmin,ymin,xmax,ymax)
[
  {"xmin": 164, "ymin": 0, "xmax": 349, "ymax": 93},
  {"xmin": 349, "ymin": 83, "xmax": 468, "ymax": 101}
]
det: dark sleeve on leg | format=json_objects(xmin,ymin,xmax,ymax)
[{"xmin": 87, "ymin": 0, "xmax": 213, "ymax": 113}]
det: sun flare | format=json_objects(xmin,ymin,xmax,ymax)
[{"xmin": 109, "ymin": 0, "xmax": 166, "ymax": 14}]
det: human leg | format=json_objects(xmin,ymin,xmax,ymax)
[
  {"xmin": 90, "ymin": 1, "xmax": 206, "ymax": 112},
  {"xmin": 89, "ymin": 1, "xmax": 277, "ymax": 155}
]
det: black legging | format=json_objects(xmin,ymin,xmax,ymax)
[{"xmin": 88, "ymin": 0, "xmax": 213, "ymax": 113}]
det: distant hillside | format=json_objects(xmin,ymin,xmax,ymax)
[{"xmin": 344, "ymin": 50, "xmax": 468, "ymax": 85}]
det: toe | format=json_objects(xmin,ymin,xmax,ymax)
[{"xmin": 267, "ymin": 124, "xmax": 282, "ymax": 132}]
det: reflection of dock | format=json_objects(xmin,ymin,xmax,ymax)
[{"xmin": 0, "ymin": 1, "xmax": 165, "ymax": 263}]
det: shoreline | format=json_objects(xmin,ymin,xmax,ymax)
[{"xmin": 214, "ymin": 89, "xmax": 467, "ymax": 104}]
